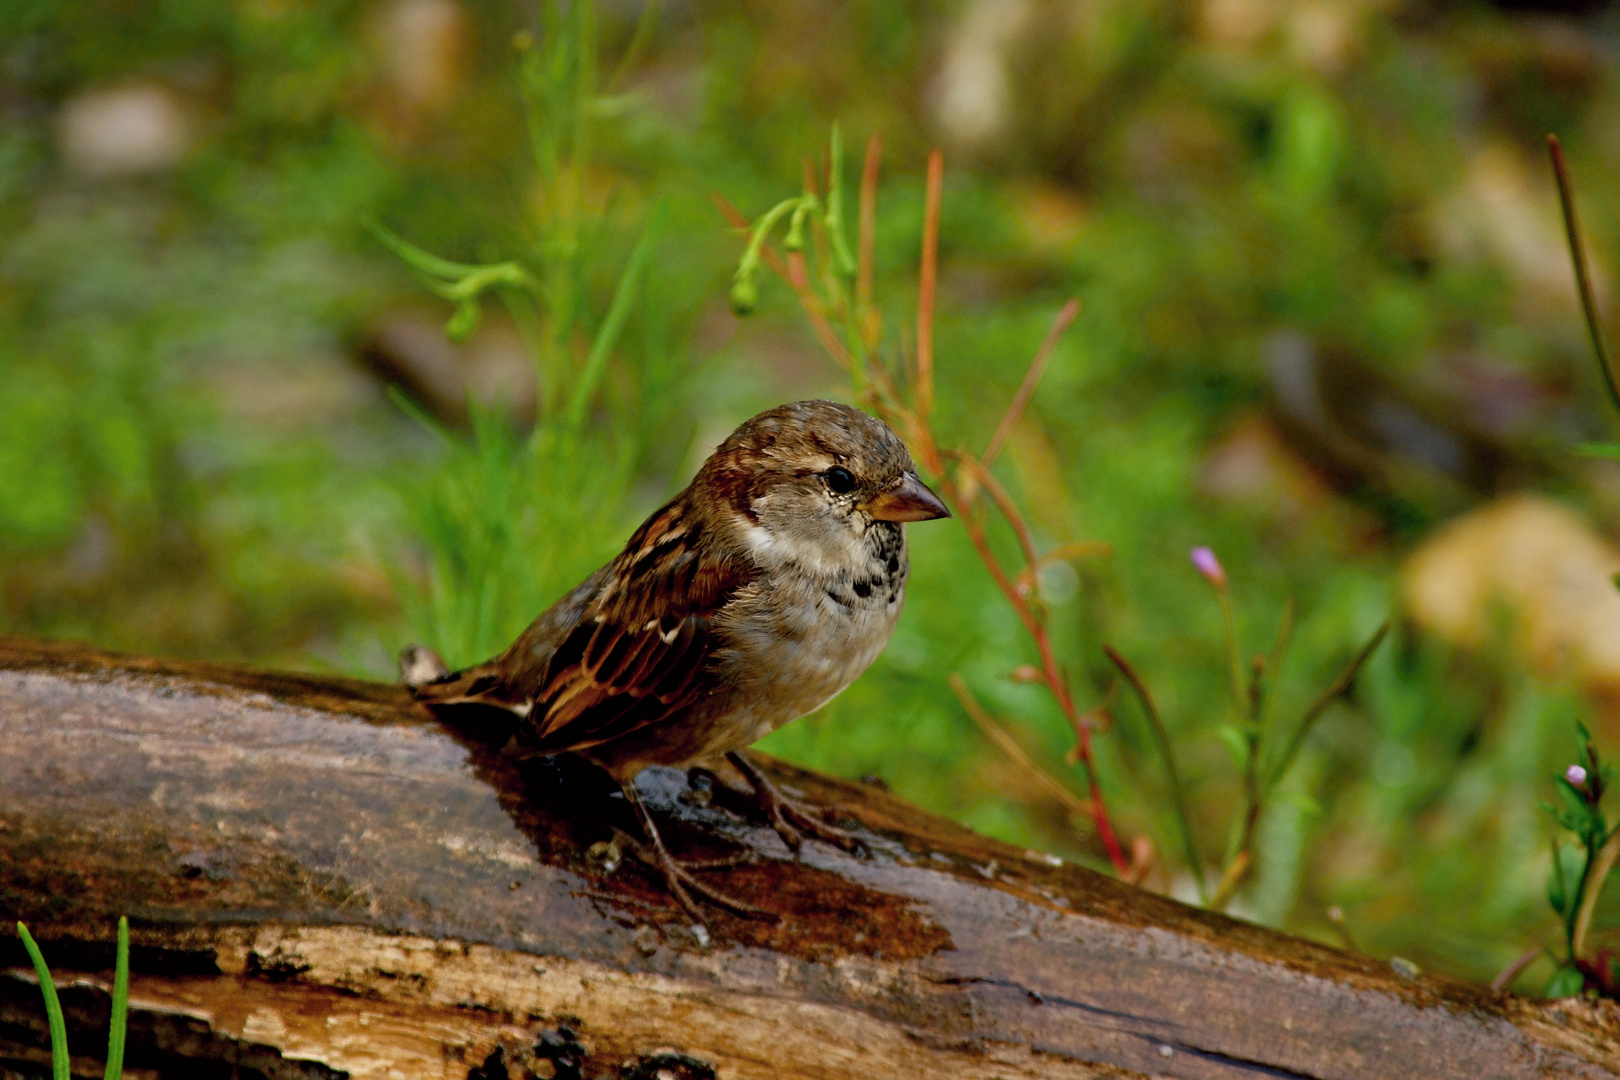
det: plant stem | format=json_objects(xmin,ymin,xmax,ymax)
[
  {"xmin": 1216, "ymin": 587, "xmax": 1244, "ymax": 713},
  {"xmin": 1104, "ymin": 645, "xmax": 1207, "ymax": 903},
  {"xmin": 982, "ymin": 299, "xmax": 1081, "ymax": 468},
  {"xmin": 916, "ymin": 150, "xmax": 943, "ymax": 418},
  {"xmin": 1490, "ymin": 945, "xmax": 1545, "ymax": 993},
  {"xmin": 1265, "ymin": 623, "xmax": 1389, "ymax": 792},
  {"xmin": 952, "ymin": 675, "xmax": 1097, "ymax": 821},
  {"xmin": 1547, "ymin": 135, "xmax": 1620, "ymax": 419},
  {"xmin": 1573, "ymin": 827, "xmax": 1620, "ymax": 960},
  {"xmin": 1208, "ymin": 850, "xmax": 1252, "ymax": 911}
]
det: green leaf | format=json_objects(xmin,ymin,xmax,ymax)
[
  {"xmin": 1216, "ymin": 724, "xmax": 1250, "ymax": 771},
  {"xmin": 567, "ymin": 199, "xmax": 669, "ymax": 425},
  {"xmin": 17, "ymin": 923, "xmax": 69, "ymax": 1080},
  {"xmin": 1555, "ymin": 778, "xmax": 1594, "ymax": 834},
  {"xmin": 1548, "ymin": 841, "xmax": 1569, "ymax": 917},
  {"xmin": 1273, "ymin": 788, "xmax": 1323, "ymax": 820},
  {"xmin": 1577, "ymin": 442, "xmax": 1620, "ymax": 460},
  {"xmin": 1544, "ymin": 964, "xmax": 1586, "ymax": 999}
]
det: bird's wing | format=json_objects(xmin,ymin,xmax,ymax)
[{"xmin": 480, "ymin": 498, "xmax": 751, "ymax": 754}]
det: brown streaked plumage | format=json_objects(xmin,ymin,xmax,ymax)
[{"xmin": 403, "ymin": 400, "xmax": 949, "ymax": 923}]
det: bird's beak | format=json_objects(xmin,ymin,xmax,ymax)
[{"xmin": 862, "ymin": 472, "xmax": 951, "ymax": 522}]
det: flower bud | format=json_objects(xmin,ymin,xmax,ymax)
[
  {"xmin": 1190, "ymin": 546, "xmax": 1227, "ymax": 589},
  {"xmin": 729, "ymin": 276, "xmax": 758, "ymax": 316},
  {"xmin": 1568, "ymin": 764, "xmax": 1589, "ymax": 787},
  {"xmin": 445, "ymin": 300, "xmax": 481, "ymax": 343}
]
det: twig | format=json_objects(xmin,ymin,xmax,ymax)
[
  {"xmin": 1491, "ymin": 945, "xmax": 1545, "ymax": 993},
  {"xmin": 983, "ymin": 299, "xmax": 1082, "ymax": 468},
  {"xmin": 1547, "ymin": 135, "xmax": 1620, "ymax": 417},
  {"xmin": 952, "ymin": 675, "xmax": 1096, "ymax": 821},
  {"xmin": 1104, "ymin": 645, "xmax": 1207, "ymax": 903}
]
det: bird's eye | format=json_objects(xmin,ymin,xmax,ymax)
[{"xmin": 823, "ymin": 466, "xmax": 857, "ymax": 494}]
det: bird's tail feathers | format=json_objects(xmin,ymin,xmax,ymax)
[{"xmin": 399, "ymin": 645, "xmax": 526, "ymax": 712}]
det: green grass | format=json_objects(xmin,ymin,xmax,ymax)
[{"xmin": 16, "ymin": 917, "xmax": 130, "ymax": 1080}]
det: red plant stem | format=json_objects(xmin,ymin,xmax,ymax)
[
  {"xmin": 715, "ymin": 156, "xmax": 1129, "ymax": 876},
  {"xmin": 983, "ymin": 298, "xmax": 1081, "ymax": 468},
  {"xmin": 941, "ymin": 478, "xmax": 1128, "ymax": 874},
  {"xmin": 709, "ymin": 192, "xmax": 791, "ymax": 280},
  {"xmin": 785, "ymin": 251, "xmax": 852, "ymax": 369},
  {"xmin": 951, "ymin": 453, "xmax": 1040, "ymax": 572},
  {"xmin": 917, "ymin": 149, "xmax": 943, "ymax": 418},
  {"xmin": 858, "ymin": 134, "xmax": 882, "ymax": 315}
]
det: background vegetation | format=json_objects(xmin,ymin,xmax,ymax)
[{"xmin": 5, "ymin": 0, "xmax": 1620, "ymax": 993}]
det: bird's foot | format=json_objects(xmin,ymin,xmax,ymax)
[
  {"xmin": 619, "ymin": 787, "xmax": 776, "ymax": 926},
  {"xmin": 725, "ymin": 751, "xmax": 870, "ymax": 858}
]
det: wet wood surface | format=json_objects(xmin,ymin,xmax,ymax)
[{"xmin": 1, "ymin": 633, "xmax": 1617, "ymax": 1079}]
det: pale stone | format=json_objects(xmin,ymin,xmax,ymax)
[{"xmin": 1403, "ymin": 495, "xmax": 1620, "ymax": 688}]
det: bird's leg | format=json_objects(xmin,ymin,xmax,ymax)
[
  {"xmin": 726, "ymin": 752, "xmax": 869, "ymax": 857},
  {"xmin": 618, "ymin": 781, "xmax": 777, "ymax": 924}
]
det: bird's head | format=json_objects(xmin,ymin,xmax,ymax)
[{"xmin": 696, "ymin": 400, "xmax": 949, "ymax": 573}]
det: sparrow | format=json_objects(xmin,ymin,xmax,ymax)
[{"xmin": 402, "ymin": 399, "xmax": 950, "ymax": 922}]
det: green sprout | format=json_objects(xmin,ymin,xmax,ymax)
[
  {"xmin": 1540, "ymin": 723, "xmax": 1620, "ymax": 998},
  {"xmin": 16, "ymin": 915, "xmax": 131, "ymax": 1080}
]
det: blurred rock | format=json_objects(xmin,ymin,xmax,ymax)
[
  {"xmin": 930, "ymin": 0, "xmax": 1033, "ymax": 152},
  {"xmin": 367, "ymin": 0, "xmax": 468, "ymax": 141},
  {"xmin": 1264, "ymin": 329, "xmax": 1535, "ymax": 505},
  {"xmin": 1403, "ymin": 495, "xmax": 1620, "ymax": 699},
  {"xmin": 359, "ymin": 309, "xmax": 536, "ymax": 427},
  {"xmin": 1435, "ymin": 140, "xmax": 1608, "ymax": 324},
  {"xmin": 59, "ymin": 83, "xmax": 189, "ymax": 177},
  {"xmin": 208, "ymin": 355, "xmax": 381, "ymax": 429},
  {"xmin": 1010, "ymin": 180, "xmax": 1088, "ymax": 251},
  {"xmin": 1199, "ymin": 0, "xmax": 1283, "ymax": 52},
  {"xmin": 1119, "ymin": 103, "xmax": 1239, "ymax": 204},
  {"xmin": 1200, "ymin": 412, "xmax": 1337, "ymax": 514},
  {"xmin": 1285, "ymin": 0, "xmax": 1365, "ymax": 76}
]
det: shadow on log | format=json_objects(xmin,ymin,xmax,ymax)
[{"xmin": 1, "ymin": 634, "xmax": 1617, "ymax": 1079}]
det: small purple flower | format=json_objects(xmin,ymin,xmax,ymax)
[
  {"xmin": 1568, "ymin": 765, "xmax": 1589, "ymax": 787},
  {"xmin": 1190, "ymin": 546, "xmax": 1227, "ymax": 589}
]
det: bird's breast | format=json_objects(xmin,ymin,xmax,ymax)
[{"xmin": 716, "ymin": 536, "xmax": 908, "ymax": 742}]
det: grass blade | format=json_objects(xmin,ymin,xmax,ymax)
[
  {"xmin": 105, "ymin": 916, "xmax": 129, "ymax": 1080},
  {"xmin": 1104, "ymin": 646, "xmax": 1208, "ymax": 903},
  {"xmin": 17, "ymin": 923, "xmax": 70, "ymax": 1080},
  {"xmin": 1266, "ymin": 622, "xmax": 1389, "ymax": 792},
  {"xmin": 567, "ymin": 199, "xmax": 669, "ymax": 425},
  {"xmin": 1547, "ymin": 135, "xmax": 1620, "ymax": 419}
]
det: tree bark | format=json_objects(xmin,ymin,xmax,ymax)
[{"xmin": 0, "ymin": 633, "xmax": 1616, "ymax": 1079}]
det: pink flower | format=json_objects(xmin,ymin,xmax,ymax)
[
  {"xmin": 1568, "ymin": 765, "xmax": 1589, "ymax": 787},
  {"xmin": 1190, "ymin": 546, "xmax": 1227, "ymax": 589}
]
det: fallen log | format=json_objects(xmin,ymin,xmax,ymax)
[{"xmin": 0, "ymin": 634, "xmax": 1616, "ymax": 1079}]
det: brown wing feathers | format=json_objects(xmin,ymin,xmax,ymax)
[{"xmin": 413, "ymin": 493, "xmax": 751, "ymax": 756}]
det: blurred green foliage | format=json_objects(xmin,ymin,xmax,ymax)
[{"xmin": 5, "ymin": 0, "xmax": 1620, "ymax": 995}]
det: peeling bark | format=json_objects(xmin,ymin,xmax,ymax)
[{"xmin": 1, "ymin": 634, "xmax": 1617, "ymax": 1079}]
